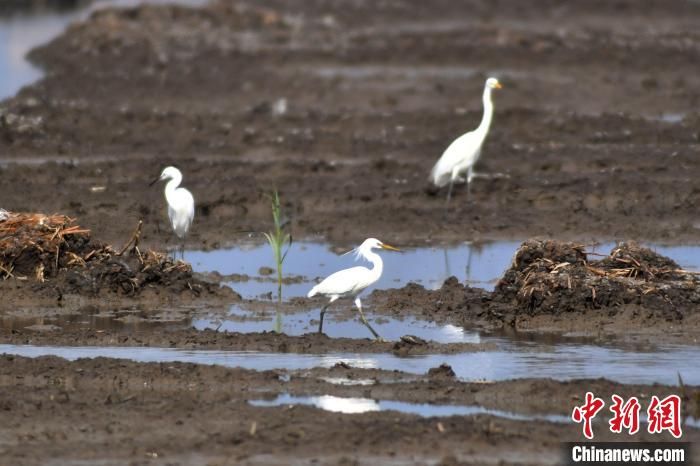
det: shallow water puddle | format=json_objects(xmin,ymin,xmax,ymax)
[
  {"xmin": 249, "ymin": 394, "xmax": 700, "ymax": 428},
  {"xmin": 2, "ymin": 342, "xmax": 699, "ymax": 385},
  {"xmin": 186, "ymin": 240, "xmax": 700, "ymax": 300},
  {"xmin": 318, "ymin": 377, "xmax": 375, "ymax": 386},
  {"xmin": 193, "ymin": 306, "xmax": 478, "ymax": 343},
  {"xmin": 249, "ymin": 393, "xmax": 571, "ymax": 422},
  {"xmin": 644, "ymin": 112, "xmax": 687, "ymax": 124},
  {"xmin": 0, "ymin": 299, "xmax": 477, "ymax": 343},
  {"xmin": 0, "ymin": 0, "xmax": 209, "ymax": 100},
  {"xmin": 0, "ymin": 310, "xmax": 190, "ymax": 334},
  {"xmin": 186, "ymin": 240, "xmax": 521, "ymax": 299}
]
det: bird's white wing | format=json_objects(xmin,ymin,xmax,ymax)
[
  {"xmin": 168, "ymin": 188, "xmax": 195, "ymax": 237},
  {"xmin": 182, "ymin": 189, "xmax": 195, "ymax": 226},
  {"xmin": 308, "ymin": 266, "xmax": 372, "ymax": 298},
  {"xmin": 168, "ymin": 205, "xmax": 176, "ymax": 225},
  {"xmin": 430, "ymin": 131, "xmax": 481, "ymax": 187}
]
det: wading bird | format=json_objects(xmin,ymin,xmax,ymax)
[
  {"xmin": 430, "ymin": 77, "xmax": 503, "ymax": 203},
  {"xmin": 150, "ymin": 166, "xmax": 194, "ymax": 257},
  {"xmin": 307, "ymin": 238, "xmax": 400, "ymax": 340}
]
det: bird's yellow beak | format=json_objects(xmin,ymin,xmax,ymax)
[
  {"xmin": 380, "ymin": 243, "xmax": 401, "ymax": 252},
  {"xmin": 494, "ymin": 82, "xmax": 503, "ymax": 89}
]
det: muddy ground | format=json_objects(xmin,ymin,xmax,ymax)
[
  {"xmin": 1, "ymin": 0, "xmax": 700, "ymax": 464},
  {"xmin": 1, "ymin": 0, "xmax": 700, "ymax": 249},
  {"xmin": 1, "ymin": 355, "xmax": 697, "ymax": 466},
  {"xmin": 3, "ymin": 238, "xmax": 700, "ymax": 346},
  {"xmin": 0, "ymin": 325, "xmax": 493, "ymax": 355}
]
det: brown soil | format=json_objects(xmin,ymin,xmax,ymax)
[
  {"xmin": 494, "ymin": 240, "xmax": 697, "ymax": 315},
  {"xmin": 0, "ymin": 326, "xmax": 492, "ymax": 355},
  {"xmin": 1, "ymin": 0, "xmax": 699, "ymax": 463},
  {"xmin": 369, "ymin": 241, "xmax": 700, "ymax": 344},
  {"xmin": 488, "ymin": 240, "xmax": 700, "ymax": 341},
  {"xmin": 1, "ymin": 355, "xmax": 697, "ymax": 466},
  {"xmin": 0, "ymin": 212, "xmax": 237, "ymax": 307},
  {"xmin": 0, "ymin": 0, "xmax": 699, "ymax": 249}
]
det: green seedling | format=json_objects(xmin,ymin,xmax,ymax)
[{"xmin": 262, "ymin": 191, "xmax": 292, "ymax": 332}]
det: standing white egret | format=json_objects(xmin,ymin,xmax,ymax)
[
  {"xmin": 307, "ymin": 238, "xmax": 400, "ymax": 340},
  {"xmin": 150, "ymin": 166, "xmax": 195, "ymax": 257},
  {"xmin": 430, "ymin": 77, "xmax": 503, "ymax": 202}
]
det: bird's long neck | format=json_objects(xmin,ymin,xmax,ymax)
[
  {"xmin": 364, "ymin": 249, "xmax": 384, "ymax": 284},
  {"xmin": 164, "ymin": 174, "xmax": 182, "ymax": 204},
  {"xmin": 475, "ymin": 86, "xmax": 494, "ymax": 138}
]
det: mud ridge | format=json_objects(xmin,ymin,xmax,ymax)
[
  {"xmin": 1, "ymin": 355, "xmax": 697, "ymax": 466},
  {"xmin": 0, "ymin": 212, "xmax": 236, "ymax": 305}
]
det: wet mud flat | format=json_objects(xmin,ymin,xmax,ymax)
[
  {"xmin": 0, "ymin": 211, "xmax": 236, "ymax": 309},
  {"xmin": 1, "ymin": 355, "xmax": 698, "ymax": 466},
  {"xmin": 2, "ymin": 238, "xmax": 700, "ymax": 345},
  {"xmin": 367, "ymin": 240, "xmax": 700, "ymax": 344},
  {"xmin": 0, "ymin": 0, "xmax": 699, "ymax": 247},
  {"xmin": 0, "ymin": 0, "xmax": 699, "ymax": 464},
  {"xmin": 1, "ymin": 241, "xmax": 699, "ymax": 463},
  {"xmin": 1, "ymin": 238, "xmax": 698, "ymax": 463}
]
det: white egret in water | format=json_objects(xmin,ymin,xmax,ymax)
[
  {"xmin": 307, "ymin": 238, "xmax": 400, "ymax": 340},
  {"xmin": 430, "ymin": 77, "xmax": 503, "ymax": 202},
  {"xmin": 150, "ymin": 166, "xmax": 195, "ymax": 257}
]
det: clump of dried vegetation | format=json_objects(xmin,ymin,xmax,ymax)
[
  {"xmin": 495, "ymin": 239, "xmax": 700, "ymax": 316},
  {"xmin": 0, "ymin": 212, "xmax": 200, "ymax": 296}
]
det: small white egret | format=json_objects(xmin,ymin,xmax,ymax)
[
  {"xmin": 150, "ymin": 166, "xmax": 195, "ymax": 257},
  {"xmin": 430, "ymin": 77, "xmax": 503, "ymax": 202},
  {"xmin": 307, "ymin": 238, "xmax": 400, "ymax": 340}
]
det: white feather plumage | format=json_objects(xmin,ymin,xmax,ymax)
[{"xmin": 430, "ymin": 77, "xmax": 502, "ymax": 200}]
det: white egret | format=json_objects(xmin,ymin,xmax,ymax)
[
  {"xmin": 150, "ymin": 166, "xmax": 195, "ymax": 257},
  {"xmin": 430, "ymin": 77, "xmax": 503, "ymax": 202},
  {"xmin": 307, "ymin": 238, "xmax": 400, "ymax": 340}
]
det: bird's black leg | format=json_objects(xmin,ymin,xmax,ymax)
[
  {"xmin": 170, "ymin": 243, "xmax": 177, "ymax": 261},
  {"xmin": 446, "ymin": 167, "xmax": 461, "ymax": 205},
  {"xmin": 466, "ymin": 167, "xmax": 474, "ymax": 203},
  {"xmin": 446, "ymin": 180, "xmax": 454, "ymax": 204},
  {"xmin": 354, "ymin": 298, "xmax": 383, "ymax": 340},
  {"xmin": 318, "ymin": 304, "xmax": 330, "ymax": 334}
]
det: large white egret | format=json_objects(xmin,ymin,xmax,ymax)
[
  {"xmin": 307, "ymin": 238, "xmax": 400, "ymax": 340},
  {"xmin": 430, "ymin": 77, "xmax": 503, "ymax": 202},
  {"xmin": 150, "ymin": 166, "xmax": 195, "ymax": 257}
]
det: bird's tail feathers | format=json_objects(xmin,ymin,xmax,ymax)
[{"xmin": 429, "ymin": 164, "xmax": 451, "ymax": 188}]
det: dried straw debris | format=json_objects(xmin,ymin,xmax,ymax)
[
  {"xmin": 0, "ymin": 211, "xmax": 198, "ymax": 296},
  {"xmin": 495, "ymin": 239, "xmax": 699, "ymax": 315}
]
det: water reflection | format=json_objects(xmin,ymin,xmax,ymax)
[
  {"xmin": 250, "ymin": 393, "xmax": 571, "ymax": 422},
  {"xmin": 250, "ymin": 394, "xmax": 700, "ymax": 428},
  {"xmin": 0, "ymin": 308, "xmax": 191, "ymax": 333},
  {"xmin": 193, "ymin": 305, "xmax": 480, "ymax": 343},
  {"xmin": 185, "ymin": 240, "xmax": 700, "ymax": 300},
  {"xmin": 185, "ymin": 240, "xmax": 521, "ymax": 299},
  {"xmin": 2, "ymin": 343, "xmax": 699, "ymax": 385},
  {"xmin": 0, "ymin": 0, "xmax": 210, "ymax": 100}
]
